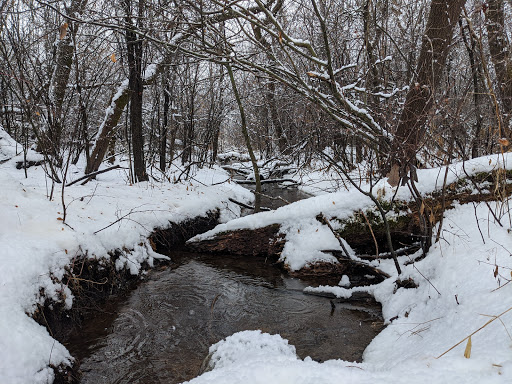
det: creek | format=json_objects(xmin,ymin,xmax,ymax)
[{"xmin": 64, "ymin": 184, "xmax": 384, "ymax": 383}]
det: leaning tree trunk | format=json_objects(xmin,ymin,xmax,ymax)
[
  {"xmin": 226, "ymin": 63, "xmax": 262, "ymax": 213},
  {"xmin": 43, "ymin": 0, "xmax": 88, "ymax": 159},
  {"xmin": 390, "ymin": 0, "xmax": 467, "ymax": 170}
]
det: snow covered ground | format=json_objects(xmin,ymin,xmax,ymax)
[
  {"xmin": 187, "ymin": 154, "xmax": 512, "ymax": 384},
  {"xmin": 0, "ymin": 129, "xmax": 252, "ymax": 384}
]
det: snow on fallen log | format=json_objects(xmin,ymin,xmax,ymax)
[{"xmin": 188, "ymin": 153, "xmax": 512, "ymax": 275}]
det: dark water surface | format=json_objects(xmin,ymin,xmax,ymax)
[
  {"xmin": 254, "ymin": 183, "xmax": 312, "ymax": 210},
  {"xmin": 66, "ymin": 252, "xmax": 383, "ymax": 384}
]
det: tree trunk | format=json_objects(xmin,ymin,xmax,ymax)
[
  {"xmin": 124, "ymin": 0, "xmax": 147, "ymax": 182},
  {"xmin": 43, "ymin": 0, "xmax": 88, "ymax": 158},
  {"xmin": 226, "ymin": 63, "xmax": 262, "ymax": 213},
  {"xmin": 252, "ymin": 22, "xmax": 288, "ymax": 155},
  {"xmin": 390, "ymin": 0, "xmax": 466, "ymax": 170},
  {"xmin": 485, "ymin": 0, "xmax": 512, "ymax": 136},
  {"xmin": 160, "ymin": 80, "xmax": 169, "ymax": 171},
  {"xmin": 459, "ymin": 19, "xmax": 484, "ymax": 158}
]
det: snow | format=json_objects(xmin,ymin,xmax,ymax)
[
  {"xmin": 204, "ymin": 330, "xmax": 297, "ymax": 372},
  {"xmin": 143, "ymin": 64, "xmax": 157, "ymax": 81},
  {"xmin": 338, "ymin": 275, "xmax": 350, "ymax": 287},
  {"xmin": 0, "ymin": 129, "xmax": 252, "ymax": 383},
  {"xmin": 279, "ymin": 218, "xmax": 340, "ymax": 270},
  {"xmin": 0, "ymin": 126, "xmax": 44, "ymax": 164}
]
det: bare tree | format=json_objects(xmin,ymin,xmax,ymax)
[
  {"xmin": 390, "ymin": 0, "xmax": 467, "ymax": 174},
  {"xmin": 123, "ymin": 0, "xmax": 148, "ymax": 182}
]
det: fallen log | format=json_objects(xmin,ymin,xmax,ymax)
[
  {"xmin": 221, "ymin": 165, "xmax": 250, "ymax": 175},
  {"xmin": 187, "ymin": 224, "xmax": 285, "ymax": 256},
  {"xmin": 358, "ymin": 243, "xmax": 422, "ymax": 261},
  {"xmin": 189, "ymin": 169, "xmax": 512, "ymax": 282}
]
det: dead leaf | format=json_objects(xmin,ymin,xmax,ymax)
[
  {"xmin": 494, "ymin": 265, "xmax": 499, "ymax": 278},
  {"xmin": 464, "ymin": 336, "xmax": 472, "ymax": 358},
  {"xmin": 278, "ymin": 30, "xmax": 283, "ymax": 44},
  {"xmin": 498, "ymin": 138, "xmax": 510, "ymax": 146},
  {"xmin": 57, "ymin": 217, "xmax": 63, "ymax": 221},
  {"xmin": 420, "ymin": 202, "xmax": 425, "ymax": 216},
  {"xmin": 110, "ymin": 53, "xmax": 116, "ymax": 63},
  {"xmin": 65, "ymin": 249, "xmax": 68, "ymax": 254},
  {"xmin": 387, "ymin": 164, "xmax": 400, "ymax": 187},
  {"xmin": 59, "ymin": 22, "xmax": 68, "ymax": 39}
]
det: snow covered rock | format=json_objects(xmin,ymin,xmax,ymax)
[{"xmin": 199, "ymin": 330, "xmax": 297, "ymax": 374}]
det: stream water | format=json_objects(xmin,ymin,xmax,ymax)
[
  {"xmin": 249, "ymin": 182, "xmax": 312, "ymax": 210},
  {"xmin": 65, "ymin": 184, "xmax": 383, "ymax": 383},
  {"xmin": 65, "ymin": 251, "xmax": 383, "ymax": 383}
]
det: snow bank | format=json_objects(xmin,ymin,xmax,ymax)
[
  {"xmin": 0, "ymin": 126, "xmax": 44, "ymax": 164},
  {"xmin": 0, "ymin": 129, "xmax": 252, "ymax": 383}
]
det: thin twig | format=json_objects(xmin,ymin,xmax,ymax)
[
  {"xmin": 66, "ymin": 164, "xmax": 122, "ymax": 186},
  {"xmin": 228, "ymin": 198, "xmax": 271, "ymax": 211},
  {"xmin": 317, "ymin": 213, "xmax": 391, "ymax": 279},
  {"xmin": 360, "ymin": 210, "xmax": 379, "ymax": 259}
]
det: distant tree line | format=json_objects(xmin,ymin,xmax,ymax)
[{"xmin": 1, "ymin": 0, "xmax": 511, "ymax": 183}]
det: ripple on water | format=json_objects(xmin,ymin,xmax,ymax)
[{"xmin": 68, "ymin": 253, "xmax": 383, "ymax": 384}]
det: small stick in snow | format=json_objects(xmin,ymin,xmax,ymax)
[
  {"xmin": 360, "ymin": 210, "xmax": 379, "ymax": 259},
  {"xmin": 228, "ymin": 198, "xmax": 272, "ymax": 212}
]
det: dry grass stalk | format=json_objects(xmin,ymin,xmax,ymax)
[{"xmin": 436, "ymin": 306, "xmax": 512, "ymax": 359}]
